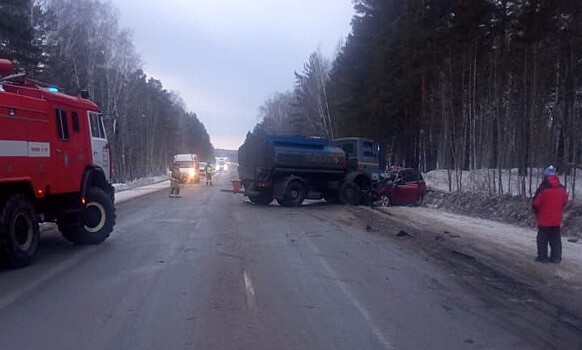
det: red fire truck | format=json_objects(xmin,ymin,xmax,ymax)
[{"xmin": 0, "ymin": 59, "xmax": 116, "ymax": 267}]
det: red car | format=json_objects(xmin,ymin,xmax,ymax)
[{"xmin": 373, "ymin": 167, "xmax": 427, "ymax": 206}]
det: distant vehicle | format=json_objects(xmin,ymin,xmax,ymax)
[
  {"xmin": 232, "ymin": 134, "xmax": 379, "ymax": 206},
  {"xmin": 372, "ymin": 167, "xmax": 427, "ymax": 207},
  {"xmin": 215, "ymin": 157, "xmax": 228, "ymax": 171},
  {"xmin": 0, "ymin": 58, "xmax": 115, "ymax": 267},
  {"xmin": 173, "ymin": 154, "xmax": 199, "ymax": 184}
]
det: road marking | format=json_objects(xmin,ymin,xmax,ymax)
[
  {"xmin": 305, "ymin": 237, "xmax": 395, "ymax": 350},
  {"xmin": 243, "ymin": 270, "xmax": 256, "ymax": 309},
  {"xmin": 152, "ymin": 219, "xmax": 186, "ymax": 223}
]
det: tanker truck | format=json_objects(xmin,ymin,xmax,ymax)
[{"xmin": 230, "ymin": 133, "xmax": 380, "ymax": 207}]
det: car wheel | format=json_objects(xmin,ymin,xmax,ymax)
[{"xmin": 380, "ymin": 195, "xmax": 390, "ymax": 207}]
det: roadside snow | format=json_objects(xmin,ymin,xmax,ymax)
[
  {"xmin": 110, "ymin": 175, "xmax": 170, "ymax": 204},
  {"xmin": 115, "ymin": 181, "xmax": 170, "ymax": 204},
  {"xmin": 113, "ymin": 175, "xmax": 169, "ymax": 192},
  {"xmin": 425, "ymin": 168, "xmax": 581, "ymax": 198},
  {"xmin": 379, "ymin": 206, "xmax": 582, "ymax": 286}
]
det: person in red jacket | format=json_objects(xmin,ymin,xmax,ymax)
[{"xmin": 532, "ymin": 166, "xmax": 568, "ymax": 263}]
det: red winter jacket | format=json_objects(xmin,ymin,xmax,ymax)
[{"xmin": 532, "ymin": 175, "xmax": 568, "ymax": 227}]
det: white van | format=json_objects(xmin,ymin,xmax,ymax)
[{"xmin": 173, "ymin": 154, "xmax": 200, "ymax": 184}]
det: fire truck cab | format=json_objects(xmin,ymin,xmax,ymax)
[{"xmin": 0, "ymin": 59, "xmax": 116, "ymax": 267}]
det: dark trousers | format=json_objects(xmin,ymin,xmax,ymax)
[
  {"xmin": 170, "ymin": 179, "xmax": 180, "ymax": 196},
  {"xmin": 537, "ymin": 226, "xmax": 562, "ymax": 260}
]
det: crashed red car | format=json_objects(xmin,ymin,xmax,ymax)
[{"xmin": 373, "ymin": 167, "xmax": 427, "ymax": 206}]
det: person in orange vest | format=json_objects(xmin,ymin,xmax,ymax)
[{"xmin": 532, "ymin": 166, "xmax": 568, "ymax": 263}]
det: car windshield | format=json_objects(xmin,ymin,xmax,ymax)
[
  {"xmin": 175, "ymin": 161, "xmax": 193, "ymax": 168},
  {"xmin": 379, "ymin": 170, "xmax": 396, "ymax": 181},
  {"xmin": 362, "ymin": 141, "xmax": 378, "ymax": 157}
]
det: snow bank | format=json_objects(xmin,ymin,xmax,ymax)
[
  {"xmin": 424, "ymin": 190, "xmax": 582, "ymax": 237},
  {"xmin": 115, "ymin": 181, "xmax": 170, "ymax": 204},
  {"xmin": 422, "ymin": 168, "xmax": 581, "ymax": 237},
  {"xmin": 379, "ymin": 206, "xmax": 582, "ymax": 287},
  {"xmin": 113, "ymin": 175, "xmax": 169, "ymax": 193},
  {"xmin": 424, "ymin": 168, "xmax": 581, "ymax": 199}
]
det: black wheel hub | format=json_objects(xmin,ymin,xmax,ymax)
[
  {"xmin": 14, "ymin": 214, "xmax": 32, "ymax": 249},
  {"xmin": 84, "ymin": 206, "xmax": 102, "ymax": 229}
]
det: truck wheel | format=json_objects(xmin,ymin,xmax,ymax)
[
  {"xmin": 280, "ymin": 180, "xmax": 306, "ymax": 207},
  {"xmin": 339, "ymin": 182, "xmax": 361, "ymax": 205},
  {"xmin": 0, "ymin": 195, "xmax": 39, "ymax": 268},
  {"xmin": 59, "ymin": 187, "xmax": 116, "ymax": 244},
  {"xmin": 248, "ymin": 195, "xmax": 273, "ymax": 206}
]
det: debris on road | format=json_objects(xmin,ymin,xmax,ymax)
[
  {"xmin": 396, "ymin": 230, "xmax": 414, "ymax": 238},
  {"xmin": 451, "ymin": 250, "xmax": 476, "ymax": 260}
]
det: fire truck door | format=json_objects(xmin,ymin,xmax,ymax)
[
  {"xmin": 88, "ymin": 112, "xmax": 110, "ymax": 181},
  {"xmin": 54, "ymin": 108, "xmax": 77, "ymax": 192}
]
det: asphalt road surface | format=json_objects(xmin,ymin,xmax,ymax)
[{"xmin": 1, "ymin": 172, "xmax": 581, "ymax": 350}]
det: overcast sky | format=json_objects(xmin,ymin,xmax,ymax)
[{"xmin": 111, "ymin": 0, "xmax": 355, "ymax": 150}]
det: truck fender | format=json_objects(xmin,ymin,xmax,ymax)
[
  {"xmin": 0, "ymin": 180, "xmax": 35, "ymax": 201},
  {"xmin": 81, "ymin": 167, "xmax": 115, "ymax": 202},
  {"xmin": 343, "ymin": 170, "xmax": 372, "ymax": 189}
]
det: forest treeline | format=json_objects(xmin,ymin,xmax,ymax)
[
  {"xmin": 253, "ymin": 0, "xmax": 582, "ymax": 196},
  {"xmin": 0, "ymin": 0, "xmax": 214, "ymax": 182}
]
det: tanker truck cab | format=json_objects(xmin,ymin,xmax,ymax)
[{"xmin": 333, "ymin": 138, "xmax": 380, "ymax": 172}]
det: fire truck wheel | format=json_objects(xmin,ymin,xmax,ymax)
[
  {"xmin": 280, "ymin": 180, "xmax": 306, "ymax": 207},
  {"xmin": 60, "ymin": 187, "xmax": 116, "ymax": 245},
  {"xmin": 0, "ymin": 195, "xmax": 39, "ymax": 268},
  {"xmin": 339, "ymin": 182, "xmax": 361, "ymax": 206}
]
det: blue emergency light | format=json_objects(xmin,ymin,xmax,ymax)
[{"xmin": 47, "ymin": 87, "xmax": 59, "ymax": 92}]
